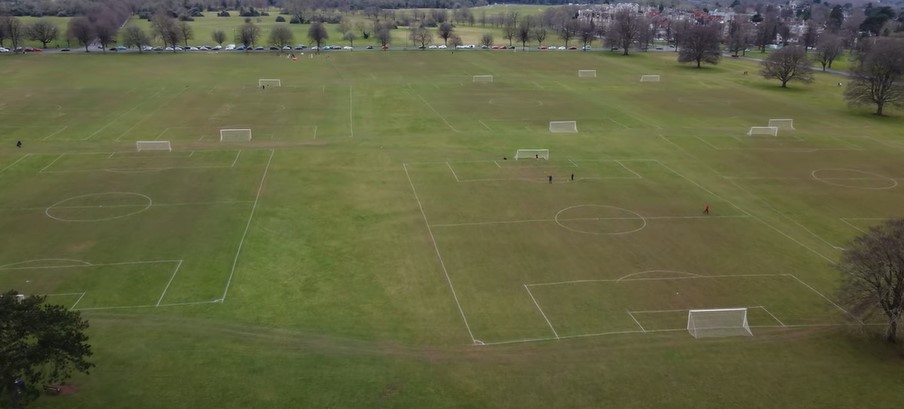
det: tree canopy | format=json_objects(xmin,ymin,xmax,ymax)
[
  {"xmin": 837, "ymin": 218, "xmax": 904, "ymax": 343},
  {"xmin": 1, "ymin": 291, "xmax": 94, "ymax": 408}
]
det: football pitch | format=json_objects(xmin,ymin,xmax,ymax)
[{"xmin": 1, "ymin": 51, "xmax": 903, "ymax": 408}]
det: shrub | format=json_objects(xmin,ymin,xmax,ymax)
[
  {"xmin": 217, "ymin": 10, "xmax": 230, "ymax": 17},
  {"xmin": 275, "ymin": 16, "xmax": 285, "ymax": 22}
]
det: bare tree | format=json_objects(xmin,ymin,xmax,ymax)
[
  {"xmin": 26, "ymin": 19, "xmax": 58, "ymax": 48},
  {"xmin": 67, "ymin": 17, "xmax": 94, "ymax": 52},
  {"xmin": 269, "ymin": 25, "xmax": 294, "ymax": 48},
  {"xmin": 307, "ymin": 21, "xmax": 328, "ymax": 51},
  {"xmin": 776, "ymin": 23, "xmax": 791, "ymax": 47},
  {"xmin": 178, "ymin": 21, "xmax": 193, "ymax": 47},
  {"xmin": 814, "ymin": 34, "xmax": 843, "ymax": 71},
  {"xmin": 532, "ymin": 26, "xmax": 547, "ymax": 48},
  {"xmin": 558, "ymin": 19, "xmax": 578, "ymax": 48},
  {"xmin": 607, "ymin": 9, "xmax": 640, "ymax": 56},
  {"xmin": 517, "ymin": 17, "xmax": 532, "ymax": 50},
  {"xmin": 578, "ymin": 21, "xmax": 595, "ymax": 50},
  {"xmin": 480, "ymin": 32, "xmax": 493, "ymax": 48},
  {"xmin": 678, "ymin": 23, "xmax": 722, "ymax": 68},
  {"xmin": 409, "ymin": 25, "xmax": 432, "ymax": 48},
  {"xmin": 342, "ymin": 31, "xmax": 356, "ymax": 47},
  {"xmin": 726, "ymin": 19, "xmax": 751, "ymax": 56},
  {"xmin": 354, "ymin": 21, "xmax": 370, "ymax": 40},
  {"xmin": 501, "ymin": 20, "xmax": 516, "ymax": 47},
  {"xmin": 1, "ymin": 15, "xmax": 23, "ymax": 50},
  {"xmin": 760, "ymin": 46, "xmax": 814, "ymax": 88},
  {"xmin": 238, "ymin": 22, "xmax": 262, "ymax": 49},
  {"xmin": 437, "ymin": 22, "xmax": 454, "ymax": 46},
  {"xmin": 844, "ymin": 39, "xmax": 904, "ymax": 116},
  {"xmin": 375, "ymin": 27, "xmax": 391, "ymax": 48},
  {"xmin": 151, "ymin": 14, "xmax": 183, "ymax": 52},
  {"xmin": 449, "ymin": 34, "xmax": 462, "ymax": 48},
  {"xmin": 635, "ymin": 16, "xmax": 654, "ymax": 51},
  {"xmin": 212, "ymin": 29, "xmax": 226, "ymax": 46},
  {"xmin": 121, "ymin": 25, "xmax": 149, "ymax": 52},
  {"xmin": 93, "ymin": 20, "xmax": 117, "ymax": 52},
  {"xmin": 0, "ymin": 15, "xmax": 10, "ymax": 47},
  {"xmin": 837, "ymin": 218, "xmax": 904, "ymax": 343}
]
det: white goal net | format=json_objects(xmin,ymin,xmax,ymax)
[
  {"xmin": 747, "ymin": 126, "xmax": 779, "ymax": 136},
  {"xmin": 472, "ymin": 75, "xmax": 494, "ymax": 83},
  {"xmin": 549, "ymin": 121, "xmax": 578, "ymax": 133},
  {"xmin": 220, "ymin": 128, "xmax": 253, "ymax": 142},
  {"xmin": 687, "ymin": 308, "xmax": 753, "ymax": 338},
  {"xmin": 578, "ymin": 70, "xmax": 597, "ymax": 78},
  {"xmin": 514, "ymin": 149, "xmax": 549, "ymax": 160},
  {"xmin": 767, "ymin": 119, "xmax": 795, "ymax": 130},
  {"xmin": 640, "ymin": 75, "xmax": 661, "ymax": 82},
  {"xmin": 258, "ymin": 79, "xmax": 281, "ymax": 87},
  {"xmin": 135, "ymin": 141, "xmax": 172, "ymax": 151}
]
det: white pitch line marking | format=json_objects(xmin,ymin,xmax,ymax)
[
  {"xmin": 312, "ymin": 126, "xmax": 318, "ymax": 140},
  {"xmin": 0, "ymin": 154, "xmax": 31, "ymax": 174},
  {"xmin": 614, "ymin": 160, "xmax": 643, "ymax": 179},
  {"xmin": 478, "ymin": 120, "xmax": 492, "ymax": 131},
  {"xmin": 155, "ymin": 127, "xmax": 172, "ymax": 141},
  {"xmin": 156, "ymin": 260, "xmax": 183, "ymax": 306},
  {"xmin": 493, "ymin": 160, "xmax": 501, "ymax": 168},
  {"xmin": 568, "ymin": 159, "xmax": 579, "ymax": 168},
  {"xmin": 410, "ymin": 91, "xmax": 460, "ymax": 133},
  {"xmin": 445, "ymin": 161, "xmax": 461, "ymax": 182},
  {"xmin": 626, "ymin": 310, "xmax": 647, "ymax": 332},
  {"xmin": 349, "ymin": 86, "xmax": 354, "ymax": 138},
  {"xmin": 403, "ymin": 163, "xmax": 476, "ymax": 344},
  {"xmin": 524, "ymin": 284, "xmax": 559, "ymax": 339},
  {"xmin": 758, "ymin": 305, "xmax": 786, "ymax": 327},
  {"xmin": 221, "ymin": 149, "xmax": 275, "ymax": 302},
  {"xmin": 231, "ymin": 150, "xmax": 242, "ymax": 167},
  {"xmin": 42, "ymin": 125, "xmax": 69, "ymax": 140},
  {"xmin": 83, "ymin": 89, "xmax": 166, "ymax": 140},
  {"xmin": 430, "ymin": 215, "xmax": 750, "ymax": 228},
  {"xmin": 69, "ymin": 292, "xmax": 87, "ymax": 311},
  {"xmin": 39, "ymin": 154, "xmax": 65, "ymax": 174}
]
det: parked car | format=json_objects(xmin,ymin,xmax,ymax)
[
  {"xmin": 438, "ymin": 45, "xmax": 447, "ymax": 49},
  {"xmin": 342, "ymin": 46, "xmax": 353, "ymax": 50},
  {"xmin": 366, "ymin": 45, "xmax": 373, "ymax": 49},
  {"xmin": 282, "ymin": 46, "xmax": 292, "ymax": 51},
  {"xmin": 225, "ymin": 44, "xmax": 236, "ymax": 50},
  {"xmin": 60, "ymin": 48, "xmax": 70, "ymax": 52},
  {"xmin": 213, "ymin": 45, "xmax": 222, "ymax": 50},
  {"xmin": 255, "ymin": 46, "xmax": 264, "ymax": 51},
  {"xmin": 115, "ymin": 45, "xmax": 127, "ymax": 51},
  {"xmin": 235, "ymin": 45, "xmax": 246, "ymax": 51},
  {"xmin": 269, "ymin": 46, "xmax": 279, "ymax": 50},
  {"xmin": 0, "ymin": 47, "xmax": 9, "ymax": 53},
  {"xmin": 294, "ymin": 45, "xmax": 306, "ymax": 50},
  {"xmin": 381, "ymin": 45, "xmax": 389, "ymax": 50}
]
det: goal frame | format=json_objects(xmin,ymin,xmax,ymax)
[
  {"xmin": 747, "ymin": 126, "xmax": 779, "ymax": 136},
  {"xmin": 767, "ymin": 119, "xmax": 795, "ymax": 130},
  {"xmin": 135, "ymin": 141, "xmax": 172, "ymax": 152},
  {"xmin": 472, "ymin": 75, "xmax": 494, "ymax": 83},
  {"xmin": 258, "ymin": 79, "xmax": 281, "ymax": 87},
  {"xmin": 687, "ymin": 308, "xmax": 752, "ymax": 338},
  {"xmin": 514, "ymin": 149, "xmax": 549, "ymax": 160},
  {"xmin": 219, "ymin": 128, "xmax": 253, "ymax": 142},
  {"xmin": 578, "ymin": 70, "xmax": 597, "ymax": 78},
  {"xmin": 549, "ymin": 121, "xmax": 578, "ymax": 133},
  {"xmin": 639, "ymin": 75, "xmax": 661, "ymax": 82}
]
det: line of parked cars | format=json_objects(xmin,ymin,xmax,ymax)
[{"xmin": 0, "ymin": 47, "xmax": 42, "ymax": 53}]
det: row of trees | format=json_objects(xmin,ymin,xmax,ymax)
[{"xmin": 0, "ymin": 16, "xmax": 59, "ymax": 49}]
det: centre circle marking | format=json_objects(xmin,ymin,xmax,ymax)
[
  {"xmin": 45, "ymin": 192, "xmax": 153, "ymax": 222},
  {"xmin": 811, "ymin": 168, "xmax": 897, "ymax": 190},
  {"xmin": 554, "ymin": 205, "xmax": 647, "ymax": 235}
]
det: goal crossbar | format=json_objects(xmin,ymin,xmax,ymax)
[
  {"xmin": 258, "ymin": 79, "xmax": 281, "ymax": 87},
  {"xmin": 640, "ymin": 75, "xmax": 661, "ymax": 82},
  {"xmin": 472, "ymin": 75, "xmax": 494, "ymax": 83},
  {"xmin": 578, "ymin": 70, "xmax": 597, "ymax": 78},
  {"xmin": 135, "ymin": 141, "xmax": 172, "ymax": 151},
  {"xmin": 747, "ymin": 126, "xmax": 779, "ymax": 136},
  {"xmin": 220, "ymin": 128, "xmax": 253, "ymax": 142},
  {"xmin": 767, "ymin": 119, "xmax": 795, "ymax": 129},
  {"xmin": 549, "ymin": 121, "xmax": 578, "ymax": 133},
  {"xmin": 687, "ymin": 308, "xmax": 752, "ymax": 338},
  {"xmin": 514, "ymin": 149, "xmax": 549, "ymax": 160}
]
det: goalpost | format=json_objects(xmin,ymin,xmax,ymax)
[
  {"xmin": 220, "ymin": 129, "xmax": 253, "ymax": 142},
  {"xmin": 687, "ymin": 308, "xmax": 753, "ymax": 338},
  {"xmin": 767, "ymin": 119, "xmax": 795, "ymax": 130},
  {"xmin": 578, "ymin": 70, "xmax": 597, "ymax": 78},
  {"xmin": 514, "ymin": 149, "xmax": 549, "ymax": 160},
  {"xmin": 135, "ymin": 141, "xmax": 172, "ymax": 151},
  {"xmin": 258, "ymin": 79, "xmax": 281, "ymax": 87},
  {"xmin": 639, "ymin": 75, "xmax": 661, "ymax": 82},
  {"xmin": 472, "ymin": 75, "xmax": 494, "ymax": 83},
  {"xmin": 549, "ymin": 121, "xmax": 578, "ymax": 133},
  {"xmin": 747, "ymin": 126, "xmax": 779, "ymax": 136}
]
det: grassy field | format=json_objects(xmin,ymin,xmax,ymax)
[{"xmin": 1, "ymin": 50, "xmax": 903, "ymax": 408}]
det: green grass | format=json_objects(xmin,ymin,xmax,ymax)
[{"xmin": 1, "ymin": 50, "xmax": 903, "ymax": 408}]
